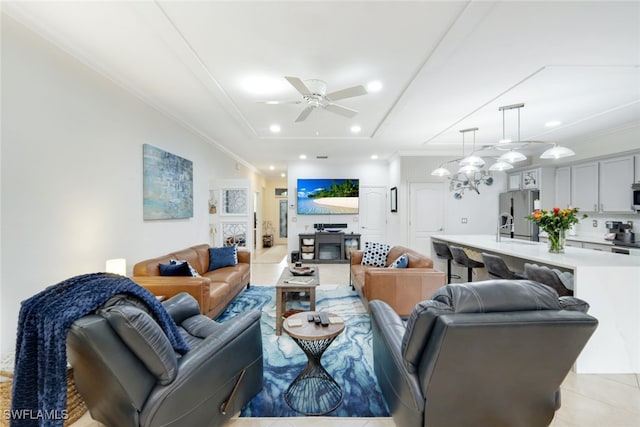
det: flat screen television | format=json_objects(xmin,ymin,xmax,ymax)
[{"xmin": 297, "ymin": 178, "xmax": 359, "ymax": 215}]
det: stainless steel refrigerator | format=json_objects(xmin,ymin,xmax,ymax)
[{"xmin": 499, "ymin": 190, "xmax": 540, "ymax": 241}]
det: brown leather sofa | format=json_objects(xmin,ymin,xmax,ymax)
[
  {"xmin": 350, "ymin": 245, "xmax": 446, "ymax": 317},
  {"xmin": 132, "ymin": 244, "xmax": 250, "ymax": 318}
]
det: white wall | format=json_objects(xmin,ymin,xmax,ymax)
[
  {"xmin": 0, "ymin": 16, "xmax": 261, "ymax": 353},
  {"xmin": 399, "ymin": 156, "xmax": 507, "ymax": 244}
]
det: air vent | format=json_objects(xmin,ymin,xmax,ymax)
[{"xmin": 316, "ymin": 155, "xmax": 328, "ymax": 159}]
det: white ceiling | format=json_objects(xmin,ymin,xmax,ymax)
[{"xmin": 3, "ymin": 1, "xmax": 639, "ymax": 177}]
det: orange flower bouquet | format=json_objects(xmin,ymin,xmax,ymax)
[{"xmin": 526, "ymin": 207, "xmax": 587, "ymax": 253}]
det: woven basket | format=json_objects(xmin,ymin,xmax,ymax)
[{"xmin": 0, "ymin": 370, "xmax": 87, "ymax": 427}]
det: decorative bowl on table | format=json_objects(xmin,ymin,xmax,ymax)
[{"xmin": 289, "ymin": 266, "xmax": 315, "ymax": 276}]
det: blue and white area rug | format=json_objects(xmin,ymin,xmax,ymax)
[{"xmin": 216, "ymin": 285, "xmax": 390, "ymax": 417}]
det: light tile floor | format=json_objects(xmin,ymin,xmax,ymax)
[{"xmin": 72, "ymin": 248, "xmax": 640, "ymax": 427}]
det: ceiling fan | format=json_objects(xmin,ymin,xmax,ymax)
[{"xmin": 259, "ymin": 76, "xmax": 368, "ymax": 122}]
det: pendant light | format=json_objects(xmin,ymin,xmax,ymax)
[
  {"xmin": 497, "ymin": 103, "xmax": 528, "ymax": 163},
  {"xmin": 431, "ymin": 166, "xmax": 451, "ymax": 177},
  {"xmin": 540, "ymin": 144, "xmax": 576, "ymax": 159},
  {"xmin": 498, "ymin": 150, "xmax": 527, "ymax": 163},
  {"xmin": 489, "ymin": 160, "xmax": 514, "ymax": 171},
  {"xmin": 458, "ymin": 127, "xmax": 485, "ymax": 168}
]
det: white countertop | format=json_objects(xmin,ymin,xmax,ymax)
[
  {"xmin": 433, "ymin": 234, "xmax": 640, "ymax": 374},
  {"xmin": 432, "ymin": 234, "xmax": 639, "ymax": 269}
]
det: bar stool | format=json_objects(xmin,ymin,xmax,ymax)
[
  {"xmin": 481, "ymin": 252, "xmax": 526, "ymax": 280},
  {"xmin": 432, "ymin": 241, "xmax": 461, "ymax": 284},
  {"xmin": 524, "ymin": 263, "xmax": 574, "ymax": 297},
  {"xmin": 449, "ymin": 245, "xmax": 485, "ymax": 282}
]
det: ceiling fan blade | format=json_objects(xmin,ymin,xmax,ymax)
[
  {"xmin": 295, "ymin": 105, "xmax": 315, "ymax": 122},
  {"xmin": 325, "ymin": 85, "xmax": 367, "ymax": 101},
  {"xmin": 256, "ymin": 100, "xmax": 302, "ymax": 105},
  {"xmin": 325, "ymin": 103, "xmax": 358, "ymax": 118},
  {"xmin": 285, "ymin": 76, "xmax": 312, "ymax": 96}
]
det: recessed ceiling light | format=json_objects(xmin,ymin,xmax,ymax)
[
  {"xmin": 299, "ymin": 154, "xmax": 307, "ymax": 160},
  {"xmin": 367, "ymin": 80, "xmax": 383, "ymax": 92},
  {"xmin": 280, "ymin": 173, "xmax": 286, "ymax": 178},
  {"xmin": 545, "ymin": 120, "xmax": 562, "ymax": 128},
  {"xmin": 498, "ymin": 138, "xmax": 512, "ymax": 144},
  {"xmin": 269, "ymin": 124, "xmax": 281, "ymax": 133},
  {"xmin": 269, "ymin": 165, "xmax": 275, "ymax": 170},
  {"xmin": 350, "ymin": 125, "xmax": 361, "ymax": 134},
  {"xmin": 371, "ymin": 154, "xmax": 378, "ymax": 160}
]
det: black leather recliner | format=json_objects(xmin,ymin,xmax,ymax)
[
  {"xmin": 67, "ymin": 292, "xmax": 263, "ymax": 427},
  {"xmin": 370, "ymin": 280, "xmax": 597, "ymax": 427}
]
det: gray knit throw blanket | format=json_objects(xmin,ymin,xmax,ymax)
[{"xmin": 10, "ymin": 273, "xmax": 190, "ymax": 427}]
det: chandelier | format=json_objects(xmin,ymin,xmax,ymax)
[
  {"xmin": 432, "ymin": 127, "xmax": 494, "ymax": 199},
  {"xmin": 431, "ymin": 103, "xmax": 575, "ymax": 199}
]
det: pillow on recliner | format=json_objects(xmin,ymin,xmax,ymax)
[{"xmin": 100, "ymin": 305, "xmax": 178, "ymax": 385}]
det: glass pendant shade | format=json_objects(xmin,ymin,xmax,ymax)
[
  {"xmin": 498, "ymin": 150, "xmax": 527, "ymax": 163},
  {"xmin": 489, "ymin": 161, "xmax": 514, "ymax": 171},
  {"xmin": 459, "ymin": 155, "xmax": 485, "ymax": 167},
  {"xmin": 458, "ymin": 164, "xmax": 479, "ymax": 174},
  {"xmin": 431, "ymin": 167, "xmax": 451, "ymax": 177},
  {"xmin": 540, "ymin": 144, "xmax": 575, "ymax": 159}
]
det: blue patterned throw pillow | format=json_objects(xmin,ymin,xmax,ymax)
[
  {"xmin": 170, "ymin": 259, "xmax": 200, "ymax": 277},
  {"xmin": 388, "ymin": 253, "xmax": 409, "ymax": 268},
  {"xmin": 361, "ymin": 241, "xmax": 391, "ymax": 267},
  {"xmin": 159, "ymin": 261, "xmax": 192, "ymax": 276},
  {"xmin": 208, "ymin": 245, "xmax": 238, "ymax": 271}
]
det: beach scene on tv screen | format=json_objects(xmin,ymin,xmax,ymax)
[{"xmin": 297, "ymin": 179, "xmax": 359, "ymax": 215}]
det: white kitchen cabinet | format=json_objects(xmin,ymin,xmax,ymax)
[
  {"xmin": 582, "ymin": 242, "xmax": 613, "ymax": 252},
  {"xmin": 635, "ymin": 155, "xmax": 640, "ymax": 182},
  {"xmin": 508, "ymin": 172, "xmax": 521, "ymax": 190},
  {"xmin": 599, "ymin": 156, "xmax": 634, "ymax": 212},
  {"xmin": 571, "ymin": 162, "xmax": 599, "ymax": 212},
  {"xmin": 555, "ymin": 166, "xmax": 571, "ymax": 209}
]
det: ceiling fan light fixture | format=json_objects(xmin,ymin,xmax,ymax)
[
  {"xmin": 489, "ymin": 161, "xmax": 514, "ymax": 171},
  {"xmin": 498, "ymin": 150, "xmax": 527, "ymax": 163},
  {"xmin": 431, "ymin": 167, "xmax": 451, "ymax": 177},
  {"xmin": 540, "ymin": 144, "xmax": 575, "ymax": 159}
]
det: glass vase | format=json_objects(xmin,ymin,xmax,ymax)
[{"xmin": 547, "ymin": 229, "xmax": 566, "ymax": 254}]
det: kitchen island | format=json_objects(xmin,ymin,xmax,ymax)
[{"xmin": 432, "ymin": 234, "xmax": 640, "ymax": 374}]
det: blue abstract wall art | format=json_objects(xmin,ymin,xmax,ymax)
[{"xmin": 143, "ymin": 144, "xmax": 193, "ymax": 220}]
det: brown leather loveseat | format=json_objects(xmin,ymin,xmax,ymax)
[
  {"xmin": 350, "ymin": 245, "xmax": 446, "ymax": 317},
  {"xmin": 132, "ymin": 244, "xmax": 250, "ymax": 318}
]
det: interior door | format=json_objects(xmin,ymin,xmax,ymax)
[
  {"xmin": 358, "ymin": 186, "xmax": 386, "ymax": 246},
  {"xmin": 409, "ymin": 183, "xmax": 444, "ymax": 257}
]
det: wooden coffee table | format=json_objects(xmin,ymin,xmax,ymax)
[
  {"xmin": 282, "ymin": 311, "xmax": 345, "ymax": 415},
  {"xmin": 275, "ymin": 267, "xmax": 320, "ymax": 336}
]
